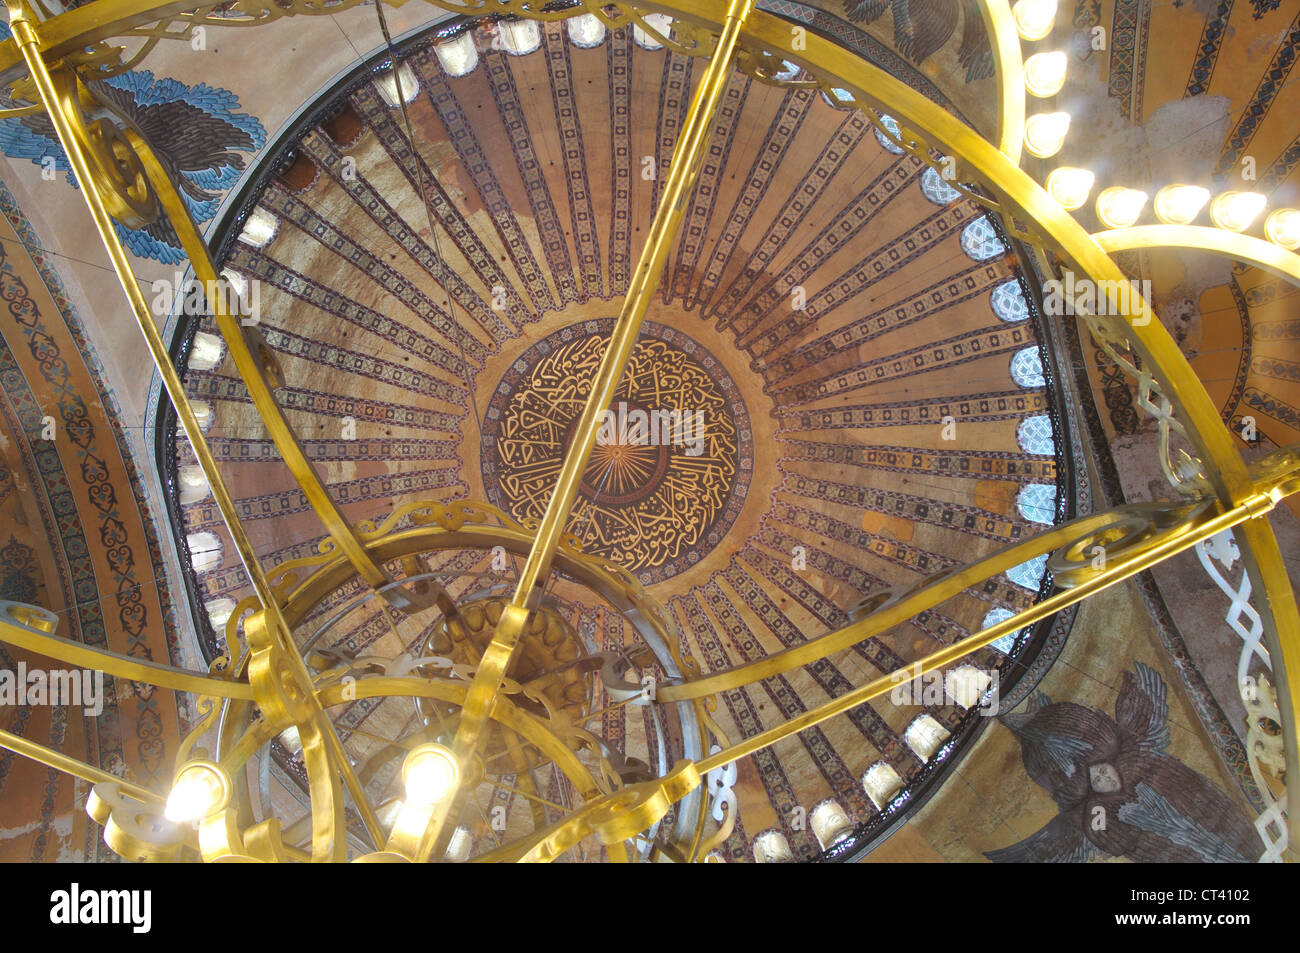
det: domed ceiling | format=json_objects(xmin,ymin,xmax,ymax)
[{"xmin": 163, "ymin": 16, "xmax": 1068, "ymax": 859}]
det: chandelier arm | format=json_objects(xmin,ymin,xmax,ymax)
[
  {"xmin": 281, "ymin": 525, "xmax": 681, "ymax": 676},
  {"xmin": 661, "ymin": 480, "xmax": 1290, "ymax": 707},
  {"xmin": 972, "ymin": 0, "xmax": 1024, "ymax": 165},
  {"xmin": 241, "ymin": 606, "xmax": 388, "ymax": 852},
  {"xmin": 502, "ymin": 737, "xmax": 554, "ymax": 836},
  {"xmin": 5, "ymin": 10, "xmax": 387, "ymax": 856},
  {"xmin": 475, "ymin": 759, "xmax": 703, "ymax": 863},
  {"xmin": 0, "ymin": 727, "xmax": 160, "ymax": 801},
  {"xmin": 293, "ymin": 714, "xmax": 348, "ymax": 862},
  {"xmin": 694, "ymin": 488, "xmax": 1295, "ymax": 776},
  {"xmin": 137, "ymin": 83, "xmax": 404, "ymax": 848},
  {"xmin": 434, "ymin": 0, "xmax": 759, "ymax": 865},
  {"xmin": 214, "ymin": 715, "xmax": 279, "ymax": 779},
  {"xmin": 275, "ymin": 522, "xmax": 684, "ymax": 704},
  {"xmin": 0, "ymin": 599, "xmax": 255, "ymax": 699},
  {"xmin": 0, "ymin": 0, "xmax": 731, "ymax": 91},
  {"xmin": 0, "ymin": 0, "xmax": 199, "ymax": 86},
  {"xmin": 281, "ymin": 516, "xmax": 709, "ymax": 855},
  {"xmin": 1, "ymin": 2, "xmax": 296, "ymax": 636},
  {"xmin": 656, "ymin": 507, "xmax": 1129, "ymax": 702},
  {"xmin": 0, "ymin": 33, "xmax": 384, "ymax": 860},
  {"xmin": 1093, "ymin": 225, "xmax": 1300, "ymax": 285},
  {"xmin": 1233, "ymin": 517, "xmax": 1300, "ymax": 850},
  {"xmin": 316, "ymin": 676, "xmax": 604, "ymax": 801}
]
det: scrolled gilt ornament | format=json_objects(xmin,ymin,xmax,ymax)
[
  {"xmin": 197, "ymin": 807, "xmax": 257, "ymax": 862},
  {"xmin": 799, "ymin": 74, "xmax": 996, "ymax": 211},
  {"xmin": 1244, "ymin": 674, "xmax": 1286, "ymax": 783},
  {"xmin": 1248, "ymin": 444, "xmax": 1300, "ymax": 501},
  {"xmin": 589, "ymin": 759, "xmax": 703, "ymax": 845},
  {"xmin": 39, "ymin": 67, "xmax": 159, "ymax": 227},
  {"xmin": 244, "ymin": 608, "xmax": 316, "ymax": 728},
  {"xmin": 734, "ymin": 44, "xmax": 813, "ymax": 88},
  {"xmin": 1082, "ymin": 311, "xmax": 1214, "ymax": 499},
  {"xmin": 1048, "ymin": 498, "xmax": 1215, "ymax": 589},
  {"xmin": 641, "ymin": 15, "xmax": 714, "ymax": 56},
  {"xmin": 86, "ymin": 782, "xmax": 187, "ymax": 863},
  {"xmin": 172, "ymin": 673, "xmax": 229, "ymax": 775}
]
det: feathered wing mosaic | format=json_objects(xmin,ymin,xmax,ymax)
[
  {"xmin": 0, "ymin": 52, "xmax": 265, "ymax": 264},
  {"xmin": 988, "ymin": 662, "xmax": 1260, "ymax": 863}
]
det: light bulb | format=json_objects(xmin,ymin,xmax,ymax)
[
  {"xmin": 1046, "ymin": 167, "xmax": 1094, "ymax": 210},
  {"xmin": 1024, "ymin": 112, "xmax": 1071, "ymax": 158},
  {"xmin": 1153, "ymin": 185, "xmax": 1210, "ymax": 225},
  {"xmin": 1095, "ymin": 187, "xmax": 1149, "ymax": 228},
  {"xmin": 1024, "ymin": 51, "xmax": 1068, "ymax": 97},
  {"xmin": 1210, "ymin": 191, "xmax": 1266, "ymax": 232},
  {"xmin": 164, "ymin": 761, "xmax": 229, "ymax": 823},
  {"xmin": 1013, "ymin": 0, "xmax": 1058, "ymax": 41},
  {"xmin": 1264, "ymin": 208, "xmax": 1300, "ymax": 249},
  {"xmin": 402, "ymin": 743, "xmax": 459, "ymax": 806}
]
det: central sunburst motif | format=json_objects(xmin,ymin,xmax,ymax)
[
  {"xmin": 482, "ymin": 320, "xmax": 751, "ymax": 582},
  {"xmin": 584, "ymin": 412, "xmax": 664, "ymax": 500}
]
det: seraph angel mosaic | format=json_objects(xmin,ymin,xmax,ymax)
[
  {"xmin": 987, "ymin": 662, "xmax": 1261, "ymax": 863},
  {"xmin": 0, "ymin": 57, "xmax": 266, "ymax": 265}
]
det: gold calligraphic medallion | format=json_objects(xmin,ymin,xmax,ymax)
[{"xmin": 483, "ymin": 320, "xmax": 751, "ymax": 582}]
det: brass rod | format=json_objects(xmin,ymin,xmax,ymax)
[
  {"xmin": 0, "ymin": 606, "xmax": 255, "ymax": 700},
  {"xmin": 695, "ymin": 491, "xmax": 1284, "ymax": 775},
  {"xmin": 314, "ymin": 710, "xmax": 386, "ymax": 848},
  {"xmin": 504, "ymin": 1, "xmax": 754, "ymax": 617},
  {"xmin": 493, "ymin": 779, "xmax": 568, "ymax": 815},
  {"xmin": 0, "ymin": 728, "xmax": 159, "ymax": 802},
  {"xmin": 580, "ymin": 695, "xmax": 639, "ymax": 726},
  {"xmin": 8, "ymin": 2, "xmax": 385, "ymax": 852},
  {"xmin": 129, "ymin": 130, "xmax": 392, "ymax": 594},
  {"xmin": 4, "ymin": 2, "xmax": 284, "ymax": 623},
  {"xmin": 445, "ymin": 0, "xmax": 756, "ymax": 814}
]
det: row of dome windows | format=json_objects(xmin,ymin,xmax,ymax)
[
  {"xmin": 734, "ymin": 664, "xmax": 999, "ymax": 861},
  {"xmin": 738, "ymin": 517, "xmax": 1057, "ymax": 860},
  {"xmin": 374, "ymin": 13, "xmax": 674, "ymax": 105},
  {"xmin": 1002, "ymin": 247, "xmax": 1055, "ymax": 629}
]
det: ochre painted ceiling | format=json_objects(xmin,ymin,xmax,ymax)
[
  {"xmin": 0, "ymin": 0, "xmax": 1291, "ymax": 861},
  {"xmin": 172, "ymin": 23, "xmax": 1058, "ymax": 858}
]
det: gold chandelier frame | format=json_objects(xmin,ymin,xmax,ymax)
[{"xmin": 0, "ymin": 0, "xmax": 1295, "ymax": 862}]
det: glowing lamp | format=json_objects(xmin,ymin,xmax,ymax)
[
  {"xmin": 1153, "ymin": 185, "xmax": 1210, "ymax": 225},
  {"xmin": 1046, "ymin": 167, "xmax": 1094, "ymax": 210},
  {"xmin": 164, "ymin": 761, "xmax": 230, "ymax": 824},
  {"xmin": 1096, "ymin": 187, "xmax": 1148, "ymax": 228},
  {"xmin": 402, "ymin": 743, "xmax": 459, "ymax": 806},
  {"xmin": 1024, "ymin": 51, "xmax": 1067, "ymax": 97},
  {"xmin": 1024, "ymin": 112, "xmax": 1070, "ymax": 158}
]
